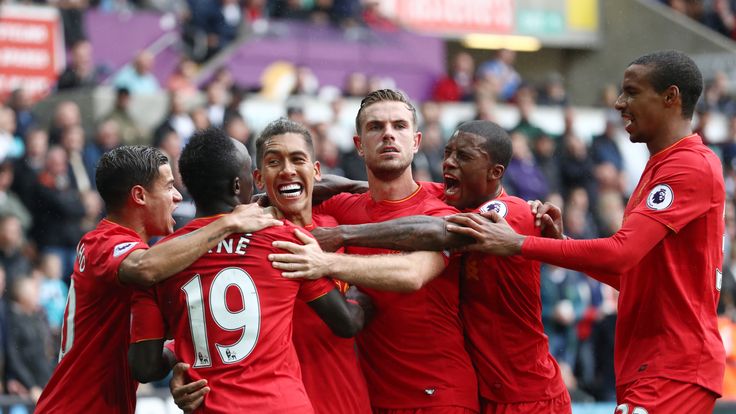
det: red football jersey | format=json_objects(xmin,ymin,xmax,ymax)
[
  {"xmin": 314, "ymin": 185, "xmax": 479, "ymax": 411},
  {"xmin": 461, "ymin": 190, "xmax": 567, "ymax": 403},
  {"xmin": 130, "ymin": 216, "xmax": 335, "ymax": 414},
  {"xmin": 36, "ymin": 220, "xmax": 148, "ymax": 414},
  {"xmin": 293, "ymin": 214, "xmax": 372, "ymax": 414},
  {"xmin": 616, "ymin": 135, "xmax": 725, "ymax": 394}
]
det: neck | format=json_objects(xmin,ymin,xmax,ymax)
[
  {"xmin": 366, "ymin": 169, "xmax": 419, "ymax": 202},
  {"xmin": 195, "ymin": 199, "xmax": 238, "ymax": 218},
  {"xmin": 285, "ymin": 209, "xmax": 312, "ymax": 227},
  {"xmin": 106, "ymin": 210, "xmax": 148, "ymax": 241},
  {"xmin": 647, "ymin": 120, "xmax": 693, "ymax": 155}
]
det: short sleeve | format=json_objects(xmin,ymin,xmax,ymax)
[
  {"xmin": 629, "ymin": 154, "xmax": 712, "ymax": 232},
  {"xmin": 297, "ymin": 278, "xmax": 336, "ymax": 302},
  {"xmin": 90, "ymin": 235, "xmax": 148, "ymax": 285},
  {"xmin": 130, "ymin": 287, "xmax": 166, "ymax": 343},
  {"xmin": 313, "ymin": 193, "xmax": 355, "ymax": 223}
]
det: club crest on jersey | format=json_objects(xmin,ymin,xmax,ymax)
[
  {"xmin": 113, "ymin": 241, "xmax": 139, "ymax": 257},
  {"xmin": 646, "ymin": 184, "xmax": 673, "ymax": 211},
  {"xmin": 479, "ymin": 200, "xmax": 508, "ymax": 218}
]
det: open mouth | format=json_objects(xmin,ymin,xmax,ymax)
[
  {"xmin": 380, "ymin": 147, "xmax": 399, "ymax": 154},
  {"xmin": 444, "ymin": 174, "xmax": 460, "ymax": 196},
  {"xmin": 278, "ymin": 183, "xmax": 304, "ymax": 199}
]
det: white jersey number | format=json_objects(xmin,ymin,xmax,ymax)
[
  {"xmin": 615, "ymin": 404, "xmax": 649, "ymax": 414},
  {"xmin": 182, "ymin": 267, "xmax": 261, "ymax": 367},
  {"xmin": 58, "ymin": 279, "xmax": 76, "ymax": 361}
]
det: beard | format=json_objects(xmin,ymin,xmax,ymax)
[{"xmin": 367, "ymin": 157, "xmax": 413, "ymax": 181}]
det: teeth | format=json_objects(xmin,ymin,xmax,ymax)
[{"xmin": 278, "ymin": 183, "xmax": 303, "ymax": 199}]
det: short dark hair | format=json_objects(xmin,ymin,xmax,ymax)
[
  {"xmin": 456, "ymin": 120, "xmax": 512, "ymax": 169},
  {"xmin": 255, "ymin": 118, "xmax": 314, "ymax": 168},
  {"xmin": 95, "ymin": 146, "xmax": 169, "ymax": 211},
  {"xmin": 630, "ymin": 50, "xmax": 703, "ymax": 119},
  {"xmin": 355, "ymin": 89, "xmax": 417, "ymax": 134},
  {"xmin": 179, "ymin": 127, "xmax": 241, "ymax": 204}
]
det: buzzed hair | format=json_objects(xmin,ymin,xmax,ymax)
[
  {"xmin": 456, "ymin": 120, "xmax": 512, "ymax": 169},
  {"xmin": 179, "ymin": 127, "xmax": 241, "ymax": 204},
  {"xmin": 96, "ymin": 146, "xmax": 169, "ymax": 211},
  {"xmin": 355, "ymin": 89, "xmax": 418, "ymax": 134},
  {"xmin": 630, "ymin": 50, "xmax": 703, "ymax": 119},
  {"xmin": 255, "ymin": 118, "xmax": 315, "ymax": 168}
]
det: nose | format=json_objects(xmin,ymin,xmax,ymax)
[
  {"xmin": 442, "ymin": 152, "xmax": 457, "ymax": 170},
  {"xmin": 614, "ymin": 93, "xmax": 625, "ymax": 111},
  {"xmin": 280, "ymin": 160, "xmax": 296, "ymax": 175},
  {"xmin": 173, "ymin": 187, "xmax": 183, "ymax": 203}
]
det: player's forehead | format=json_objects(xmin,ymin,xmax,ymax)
[
  {"xmin": 622, "ymin": 64, "xmax": 654, "ymax": 90},
  {"xmin": 154, "ymin": 163, "xmax": 174, "ymax": 185},
  {"xmin": 263, "ymin": 133, "xmax": 312, "ymax": 159},
  {"xmin": 447, "ymin": 131, "xmax": 487, "ymax": 154},
  {"xmin": 361, "ymin": 101, "xmax": 414, "ymax": 126}
]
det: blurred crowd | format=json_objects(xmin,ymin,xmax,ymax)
[{"xmin": 2, "ymin": 0, "xmax": 736, "ymax": 408}]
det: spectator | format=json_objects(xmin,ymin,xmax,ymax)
[
  {"xmin": 155, "ymin": 91, "xmax": 195, "ymax": 147},
  {"xmin": 223, "ymin": 112, "xmax": 255, "ymax": 155},
  {"xmin": 504, "ymin": 131, "xmax": 549, "ymax": 201},
  {"xmin": 0, "ymin": 215, "xmax": 32, "ymax": 286},
  {"xmin": 166, "ymin": 56, "xmax": 199, "ymax": 98},
  {"xmin": 510, "ymin": 86, "xmax": 546, "ymax": 142},
  {"xmin": 56, "ymin": 40, "xmax": 103, "ymax": 90},
  {"xmin": 532, "ymin": 133, "xmax": 562, "ymax": 197},
  {"xmin": 0, "ymin": 106, "xmax": 24, "ymax": 162},
  {"xmin": 8, "ymin": 88, "xmax": 37, "ymax": 140},
  {"xmin": 50, "ymin": 0, "xmax": 89, "ymax": 48},
  {"xmin": 537, "ymin": 72, "xmax": 569, "ymax": 107},
  {"xmin": 59, "ymin": 125, "xmax": 92, "ymax": 193},
  {"xmin": 112, "ymin": 50, "xmax": 161, "ymax": 95},
  {"xmin": 432, "ymin": 51, "xmax": 475, "ymax": 102},
  {"xmin": 0, "ymin": 161, "xmax": 32, "ymax": 232},
  {"xmin": 291, "ymin": 65, "xmax": 320, "ymax": 96},
  {"xmin": 343, "ymin": 71, "xmax": 369, "ymax": 98},
  {"xmin": 6, "ymin": 277, "xmax": 54, "ymax": 404},
  {"xmin": 82, "ymin": 120, "xmax": 121, "ymax": 188},
  {"xmin": 48, "ymin": 101, "xmax": 82, "ymax": 146},
  {"xmin": 35, "ymin": 253, "xmax": 68, "ymax": 350},
  {"xmin": 361, "ymin": 0, "xmax": 399, "ymax": 30},
  {"xmin": 30, "ymin": 146, "xmax": 87, "ymax": 282},
  {"xmin": 103, "ymin": 87, "xmax": 147, "ymax": 146},
  {"xmin": 476, "ymin": 48, "xmax": 521, "ymax": 102},
  {"xmin": 13, "ymin": 128, "xmax": 48, "ymax": 209},
  {"xmin": 204, "ymin": 82, "xmax": 228, "ymax": 127}
]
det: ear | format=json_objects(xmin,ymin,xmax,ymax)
[
  {"xmin": 488, "ymin": 163, "xmax": 505, "ymax": 182},
  {"xmin": 412, "ymin": 131, "xmax": 422, "ymax": 154},
  {"xmin": 130, "ymin": 185, "xmax": 146, "ymax": 206},
  {"xmin": 313, "ymin": 160, "xmax": 322, "ymax": 181},
  {"xmin": 232, "ymin": 176, "xmax": 241, "ymax": 196},
  {"xmin": 664, "ymin": 85, "xmax": 680, "ymax": 107},
  {"xmin": 253, "ymin": 169, "xmax": 264, "ymax": 190},
  {"xmin": 353, "ymin": 135, "xmax": 364, "ymax": 157}
]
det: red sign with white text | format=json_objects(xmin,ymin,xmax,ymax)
[
  {"xmin": 389, "ymin": 0, "xmax": 514, "ymax": 35},
  {"xmin": 0, "ymin": 4, "xmax": 64, "ymax": 101}
]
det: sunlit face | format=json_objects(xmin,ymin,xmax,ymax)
[
  {"xmin": 143, "ymin": 164, "xmax": 183, "ymax": 236},
  {"xmin": 614, "ymin": 64, "xmax": 668, "ymax": 144},
  {"xmin": 354, "ymin": 101, "xmax": 420, "ymax": 181},
  {"xmin": 254, "ymin": 133, "xmax": 320, "ymax": 227},
  {"xmin": 442, "ymin": 131, "xmax": 496, "ymax": 211}
]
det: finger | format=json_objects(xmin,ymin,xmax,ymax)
[
  {"xmin": 293, "ymin": 228, "xmax": 316, "ymax": 244},
  {"xmin": 173, "ymin": 379, "xmax": 208, "ymax": 397},
  {"xmin": 478, "ymin": 211, "xmax": 505, "ymax": 224},
  {"xmin": 272, "ymin": 241, "xmax": 304, "ymax": 252},
  {"xmin": 281, "ymin": 270, "xmax": 310, "ymax": 279},
  {"xmin": 446, "ymin": 223, "xmax": 483, "ymax": 240},
  {"xmin": 271, "ymin": 261, "xmax": 307, "ymax": 271},
  {"xmin": 268, "ymin": 253, "xmax": 305, "ymax": 263},
  {"xmin": 182, "ymin": 393, "xmax": 208, "ymax": 414}
]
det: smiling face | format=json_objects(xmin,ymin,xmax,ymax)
[
  {"xmin": 254, "ymin": 133, "xmax": 320, "ymax": 226},
  {"xmin": 143, "ymin": 163, "xmax": 182, "ymax": 236},
  {"xmin": 615, "ymin": 64, "xmax": 669, "ymax": 145},
  {"xmin": 354, "ymin": 100, "xmax": 420, "ymax": 181},
  {"xmin": 442, "ymin": 131, "xmax": 498, "ymax": 210}
]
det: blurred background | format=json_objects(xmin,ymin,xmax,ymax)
[{"xmin": 1, "ymin": 0, "xmax": 736, "ymax": 413}]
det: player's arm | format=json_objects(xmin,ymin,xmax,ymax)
[
  {"xmin": 270, "ymin": 229, "xmax": 447, "ymax": 292},
  {"xmin": 128, "ymin": 340, "xmax": 177, "ymax": 383},
  {"xmin": 446, "ymin": 211, "xmax": 668, "ymax": 283},
  {"xmin": 307, "ymin": 289, "xmax": 366, "ymax": 338},
  {"xmin": 311, "ymin": 215, "xmax": 474, "ymax": 252},
  {"xmin": 119, "ymin": 203, "xmax": 282, "ymax": 287},
  {"xmin": 313, "ymin": 174, "xmax": 368, "ymax": 205}
]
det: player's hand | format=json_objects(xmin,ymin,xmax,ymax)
[
  {"xmin": 270, "ymin": 229, "xmax": 333, "ymax": 279},
  {"xmin": 445, "ymin": 212, "xmax": 525, "ymax": 255},
  {"xmin": 170, "ymin": 363, "xmax": 209, "ymax": 414},
  {"xmin": 310, "ymin": 226, "xmax": 344, "ymax": 252},
  {"xmin": 251, "ymin": 192, "xmax": 271, "ymax": 207},
  {"xmin": 226, "ymin": 203, "xmax": 283, "ymax": 234},
  {"xmin": 346, "ymin": 286, "xmax": 376, "ymax": 324},
  {"xmin": 528, "ymin": 200, "xmax": 564, "ymax": 239}
]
